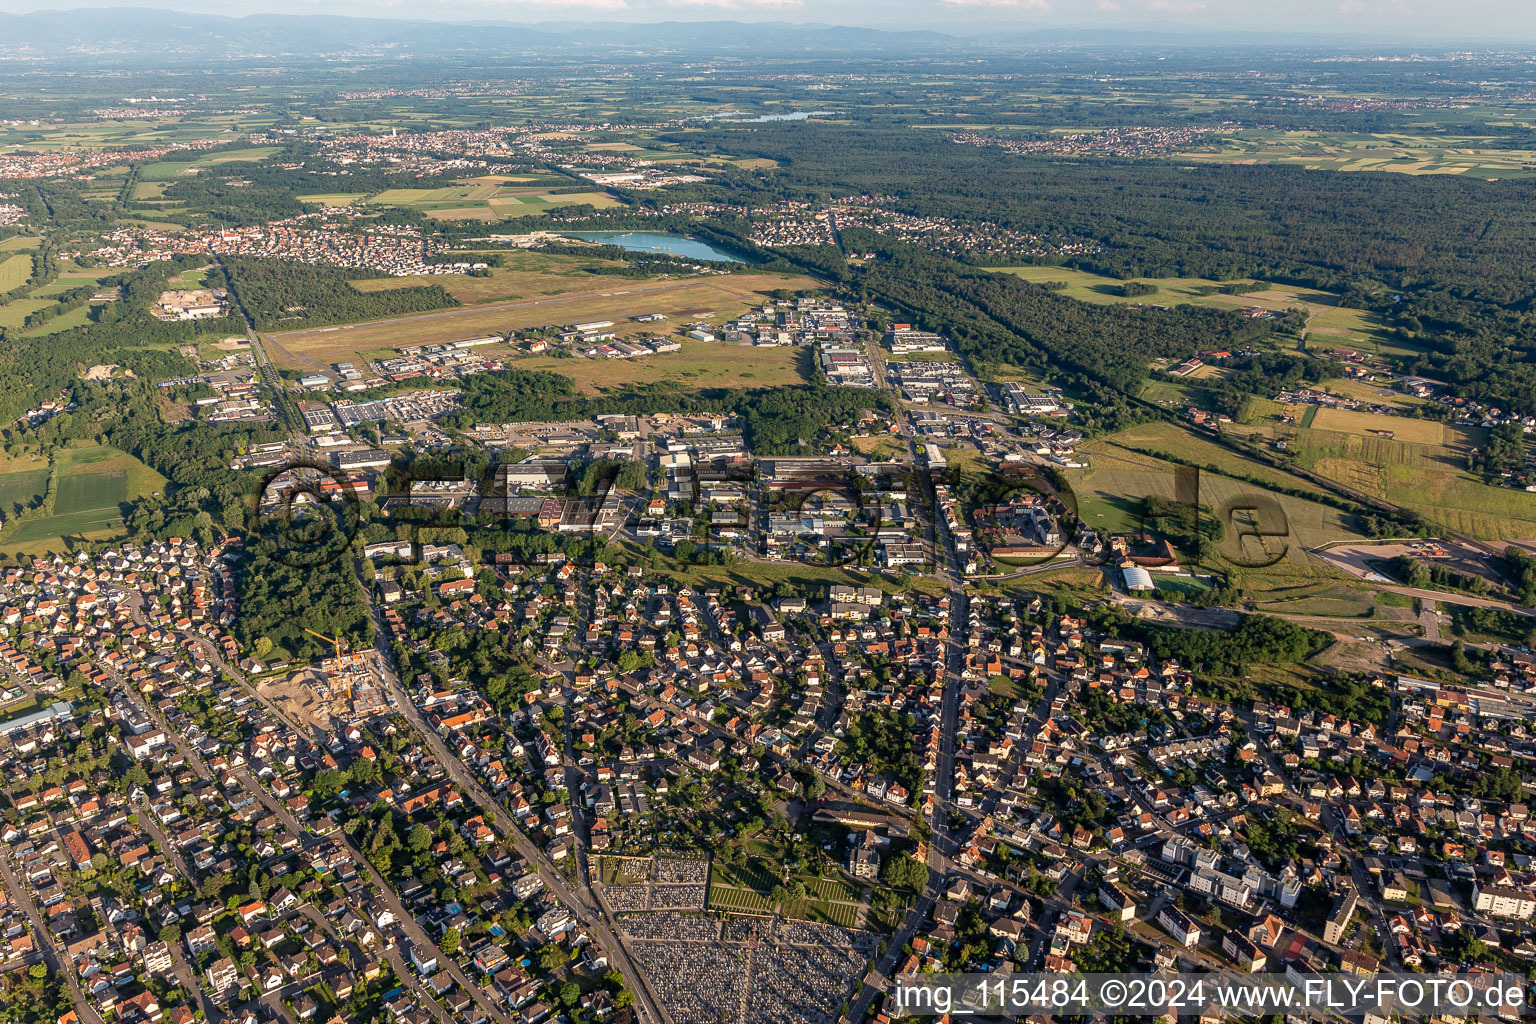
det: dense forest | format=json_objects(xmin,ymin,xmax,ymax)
[
  {"xmin": 670, "ymin": 123, "xmax": 1536, "ymax": 413},
  {"xmin": 824, "ymin": 234, "xmax": 1283, "ymax": 431},
  {"xmin": 233, "ymin": 546, "xmax": 371, "ymax": 662},
  {"xmin": 0, "ymin": 259, "xmax": 209, "ymax": 423},
  {"xmin": 1129, "ymin": 614, "xmax": 1331, "ymax": 675},
  {"xmin": 219, "ymin": 257, "xmax": 459, "ymax": 329},
  {"xmin": 443, "ymin": 369, "xmax": 888, "ymax": 455}
]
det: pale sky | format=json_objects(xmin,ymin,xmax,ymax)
[{"xmin": 0, "ymin": 0, "xmax": 1526, "ymax": 41}]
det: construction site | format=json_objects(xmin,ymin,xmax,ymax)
[{"xmin": 254, "ymin": 645, "xmax": 390, "ymax": 733}]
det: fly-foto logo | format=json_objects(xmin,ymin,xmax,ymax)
[
  {"xmin": 250, "ymin": 452, "xmax": 1295, "ymax": 575},
  {"xmin": 250, "ymin": 459, "xmax": 364, "ymax": 570}
]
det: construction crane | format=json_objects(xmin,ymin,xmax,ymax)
[{"xmin": 303, "ymin": 628, "xmax": 352, "ymax": 700}]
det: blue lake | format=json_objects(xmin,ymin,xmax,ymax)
[
  {"xmin": 728, "ymin": 111, "xmax": 837, "ymax": 122},
  {"xmin": 561, "ymin": 231, "xmax": 749, "ymax": 263}
]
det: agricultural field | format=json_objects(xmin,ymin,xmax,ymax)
[
  {"xmin": 1174, "ymin": 129, "xmax": 1536, "ymax": 179},
  {"xmin": 0, "ymin": 237, "xmax": 40, "ymax": 253},
  {"xmin": 1100, "ymin": 420, "xmax": 1343, "ymax": 501},
  {"xmin": 1306, "ymin": 407, "xmax": 1468, "ymax": 446},
  {"xmin": 265, "ymin": 272, "xmax": 819, "ymax": 367},
  {"xmin": 0, "ymin": 299, "xmax": 55, "ymax": 331},
  {"xmin": 22, "ymin": 304, "xmax": 93, "ymax": 336},
  {"xmin": 1280, "ymin": 426, "xmax": 1536, "ymax": 540},
  {"xmin": 0, "ymin": 445, "xmax": 167, "ymax": 554},
  {"xmin": 294, "ymin": 193, "xmax": 370, "ymax": 207},
  {"xmin": 29, "ymin": 268, "xmax": 115, "ymax": 299},
  {"xmin": 0, "ymin": 254, "xmax": 31, "ymax": 291}
]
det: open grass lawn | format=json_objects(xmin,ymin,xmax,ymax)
[
  {"xmin": 269, "ymin": 272, "xmax": 819, "ymax": 367},
  {"xmin": 778, "ymin": 898, "xmax": 860, "ymax": 927},
  {"xmin": 1252, "ymin": 584, "xmax": 1399, "ymax": 620},
  {"xmin": 0, "ymin": 254, "xmax": 31, "ymax": 291},
  {"xmin": 0, "ymin": 237, "xmax": 40, "ymax": 253},
  {"xmin": 706, "ymin": 885, "xmax": 774, "ymax": 914},
  {"xmin": 0, "ymin": 299, "xmax": 54, "ymax": 331},
  {"xmin": 597, "ymin": 856, "xmax": 650, "ymax": 884},
  {"xmin": 1138, "ymin": 379, "xmax": 1225, "ymax": 411},
  {"xmin": 515, "ymin": 339, "xmax": 807, "ymax": 394},
  {"xmin": 350, "ymin": 251, "xmax": 630, "ymax": 305},
  {"xmin": 987, "ymin": 265, "xmax": 1398, "ymax": 352},
  {"xmin": 851, "ymin": 435, "xmax": 907, "ymax": 459},
  {"xmin": 711, "ymin": 861, "xmax": 778, "ymax": 891},
  {"xmin": 136, "ymin": 146, "xmax": 276, "ymax": 181},
  {"xmin": 1066, "ymin": 445, "xmax": 1368, "ymax": 560}
]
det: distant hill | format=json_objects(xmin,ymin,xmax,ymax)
[{"xmin": 0, "ymin": 9, "xmax": 956, "ymax": 60}]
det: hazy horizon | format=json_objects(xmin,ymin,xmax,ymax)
[{"xmin": 0, "ymin": 0, "xmax": 1526, "ymax": 44}]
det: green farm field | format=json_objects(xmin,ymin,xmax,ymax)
[
  {"xmin": 1279, "ymin": 427, "xmax": 1536, "ymax": 540},
  {"xmin": 1174, "ymin": 129, "xmax": 1536, "ymax": 179},
  {"xmin": 1100, "ymin": 420, "xmax": 1342, "ymax": 502},
  {"xmin": 0, "ymin": 254, "xmax": 30, "ymax": 291},
  {"xmin": 1, "ymin": 445, "xmax": 166, "ymax": 554},
  {"xmin": 361, "ymin": 184, "xmax": 621, "ymax": 219},
  {"xmin": 0, "ymin": 467, "xmax": 49, "ymax": 515}
]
